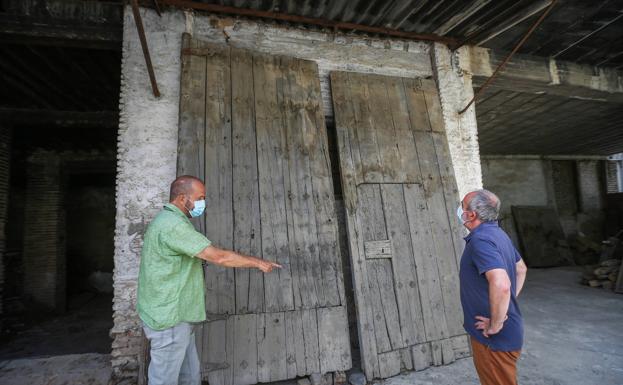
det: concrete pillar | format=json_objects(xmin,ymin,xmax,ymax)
[
  {"xmin": 432, "ymin": 43, "xmax": 483, "ymax": 197},
  {"xmin": 22, "ymin": 150, "xmax": 66, "ymax": 311},
  {"xmin": 0, "ymin": 125, "xmax": 11, "ymax": 323}
]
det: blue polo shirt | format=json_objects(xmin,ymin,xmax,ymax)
[{"xmin": 459, "ymin": 221, "xmax": 524, "ymax": 352}]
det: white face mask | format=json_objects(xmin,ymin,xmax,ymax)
[{"xmin": 457, "ymin": 205, "xmax": 466, "ymax": 224}]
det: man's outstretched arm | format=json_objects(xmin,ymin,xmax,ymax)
[{"xmin": 197, "ymin": 246, "xmax": 281, "ymax": 272}]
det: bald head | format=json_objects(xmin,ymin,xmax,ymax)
[{"xmin": 169, "ymin": 175, "xmax": 204, "ymax": 202}]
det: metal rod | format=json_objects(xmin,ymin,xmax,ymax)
[
  {"xmin": 458, "ymin": 0, "xmax": 557, "ymax": 115},
  {"xmin": 149, "ymin": 0, "xmax": 457, "ymax": 45},
  {"xmin": 131, "ymin": 0, "xmax": 160, "ymax": 98}
]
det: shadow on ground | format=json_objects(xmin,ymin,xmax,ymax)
[{"xmin": 384, "ymin": 267, "xmax": 623, "ymax": 385}]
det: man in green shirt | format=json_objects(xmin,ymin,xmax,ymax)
[{"xmin": 137, "ymin": 175, "xmax": 281, "ymax": 385}]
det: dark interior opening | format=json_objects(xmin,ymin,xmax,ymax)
[{"xmin": 0, "ymin": 37, "xmax": 120, "ymax": 358}]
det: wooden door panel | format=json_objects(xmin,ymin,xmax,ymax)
[
  {"xmin": 178, "ymin": 34, "xmax": 351, "ymax": 384},
  {"xmin": 331, "ymin": 71, "xmax": 465, "ymax": 379}
]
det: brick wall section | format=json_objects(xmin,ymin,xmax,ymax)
[
  {"xmin": 112, "ymin": 6, "xmax": 483, "ymax": 382},
  {"xmin": 0, "ymin": 125, "xmax": 11, "ymax": 324},
  {"xmin": 577, "ymin": 160, "xmax": 605, "ymax": 212},
  {"xmin": 22, "ymin": 150, "xmax": 66, "ymax": 311}
]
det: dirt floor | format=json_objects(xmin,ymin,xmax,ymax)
[
  {"xmin": 0, "ymin": 293, "xmax": 113, "ymax": 359},
  {"xmin": 0, "ymin": 268, "xmax": 621, "ymax": 385}
]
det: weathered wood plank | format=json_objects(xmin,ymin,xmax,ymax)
[
  {"xmin": 331, "ymin": 72, "xmax": 383, "ymax": 379},
  {"xmin": 177, "ymin": 33, "xmax": 206, "ymax": 235},
  {"xmin": 282, "ymin": 56, "xmax": 322, "ymax": 310},
  {"xmin": 372, "ymin": 259, "xmax": 405, "ymax": 350},
  {"xmin": 318, "ymin": 306, "xmax": 352, "ymax": 373},
  {"xmin": 342, "ymin": 195, "xmax": 381, "ymax": 376},
  {"xmin": 431, "ymin": 131, "xmax": 464, "ymax": 268},
  {"xmin": 254, "ymin": 53, "xmax": 295, "ymax": 312},
  {"xmin": 403, "ymin": 183, "xmax": 450, "ymax": 342},
  {"xmin": 441, "ymin": 338, "xmax": 455, "ymax": 365},
  {"xmin": 357, "ymin": 184, "xmax": 387, "ymax": 241},
  {"xmin": 204, "ymin": 321, "xmax": 225, "ymax": 383},
  {"xmin": 348, "ymin": 73, "xmax": 383, "ymax": 184},
  {"xmin": 305, "ymin": 59, "xmax": 343, "ymax": 307},
  {"xmin": 287, "ymin": 310, "xmax": 307, "ymax": 377},
  {"xmin": 233, "ymin": 314, "xmax": 258, "ymax": 385},
  {"xmin": 406, "ymin": 89, "xmax": 463, "ymax": 337},
  {"xmin": 366, "ymin": 259, "xmax": 392, "ymax": 353},
  {"xmin": 421, "ymin": 79, "xmax": 464, "ymax": 267},
  {"xmin": 204, "ymin": 43, "xmax": 235, "ymax": 315},
  {"xmin": 284, "ymin": 310, "xmax": 299, "ymax": 377},
  {"xmin": 257, "ymin": 312, "xmax": 288, "ymax": 382},
  {"xmin": 330, "ymin": 71, "xmax": 363, "ymax": 208},
  {"xmin": 411, "ymin": 343, "xmax": 432, "ymax": 371},
  {"xmin": 431, "ymin": 340, "xmax": 443, "ymax": 366},
  {"xmin": 399, "ymin": 348, "xmax": 413, "ymax": 371},
  {"xmin": 365, "ymin": 74, "xmax": 402, "ymax": 183},
  {"xmin": 377, "ymin": 350, "xmax": 401, "ymax": 378},
  {"xmin": 380, "ymin": 184, "xmax": 425, "ymax": 346},
  {"xmin": 386, "ymin": 77, "xmax": 422, "ymax": 184},
  {"xmin": 231, "ymin": 47, "xmax": 263, "ymax": 314},
  {"xmin": 451, "ymin": 334, "xmax": 472, "ymax": 359},
  {"xmin": 301, "ymin": 308, "xmax": 320, "ymax": 374},
  {"xmin": 357, "ymin": 184, "xmax": 392, "ymax": 353},
  {"xmin": 204, "ymin": 319, "xmax": 234, "ymax": 385}
]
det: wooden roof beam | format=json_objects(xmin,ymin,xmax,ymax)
[{"xmin": 0, "ymin": 14, "xmax": 122, "ymax": 50}]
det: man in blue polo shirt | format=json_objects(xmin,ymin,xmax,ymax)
[{"xmin": 458, "ymin": 189, "xmax": 528, "ymax": 385}]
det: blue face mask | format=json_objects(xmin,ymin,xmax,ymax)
[
  {"xmin": 457, "ymin": 205, "xmax": 466, "ymax": 224},
  {"xmin": 188, "ymin": 199, "xmax": 206, "ymax": 218}
]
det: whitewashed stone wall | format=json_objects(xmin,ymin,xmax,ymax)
[
  {"xmin": 432, "ymin": 44, "xmax": 483, "ymax": 197},
  {"xmin": 112, "ymin": 6, "xmax": 482, "ymax": 382}
]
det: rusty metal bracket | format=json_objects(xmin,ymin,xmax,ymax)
[
  {"xmin": 458, "ymin": 0, "xmax": 557, "ymax": 115},
  {"xmin": 131, "ymin": 0, "xmax": 161, "ymax": 98}
]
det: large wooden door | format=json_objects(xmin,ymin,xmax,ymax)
[
  {"xmin": 331, "ymin": 72, "xmax": 470, "ymax": 379},
  {"xmin": 177, "ymin": 34, "xmax": 351, "ymax": 385}
]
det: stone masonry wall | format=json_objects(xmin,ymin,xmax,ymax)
[
  {"xmin": 22, "ymin": 150, "xmax": 65, "ymax": 311},
  {"xmin": 112, "ymin": 6, "xmax": 483, "ymax": 382}
]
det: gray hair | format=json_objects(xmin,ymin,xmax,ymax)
[{"xmin": 466, "ymin": 189, "xmax": 501, "ymax": 222}]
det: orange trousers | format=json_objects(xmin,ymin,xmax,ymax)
[{"xmin": 471, "ymin": 337, "xmax": 521, "ymax": 385}]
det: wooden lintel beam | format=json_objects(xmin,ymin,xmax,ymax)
[{"xmin": 0, "ymin": 108, "xmax": 119, "ymax": 128}]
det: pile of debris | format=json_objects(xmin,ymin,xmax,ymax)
[
  {"xmin": 580, "ymin": 232, "xmax": 623, "ymax": 292},
  {"xmin": 581, "ymin": 259, "xmax": 621, "ymax": 291}
]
